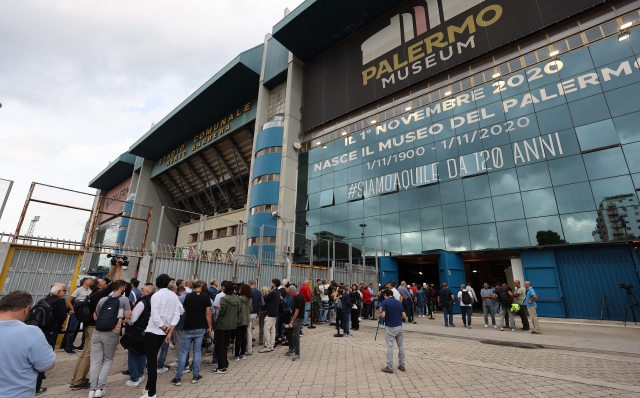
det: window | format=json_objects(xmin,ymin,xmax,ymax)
[
  {"xmin": 188, "ymin": 233, "xmax": 198, "ymax": 243},
  {"xmin": 253, "ymin": 174, "xmax": 280, "ymax": 185},
  {"xmin": 204, "ymin": 230, "xmax": 213, "ymax": 240},
  {"xmin": 229, "ymin": 225, "xmax": 238, "ymax": 236},
  {"xmin": 255, "ymin": 147, "xmax": 282, "ymax": 158},
  {"xmin": 250, "ymin": 204, "xmax": 278, "ymax": 215},
  {"xmin": 247, "ymin": 236, "xmax": 276, "ymax": 246},
  {"xmin": 215, "ymin": 228, "xmax": 227, "ymax": 239},
  {"xmin": 228, "ymin": 247, "xmax": 236, "ymax": 253}
]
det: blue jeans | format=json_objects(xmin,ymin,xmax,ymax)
[
  {"xmin": 320, "ymin": 301, "xmax": 329, "ymax": 322},
  {"xmin": 483, "ymin": 303, "xmax": 496, "ymax": 325},
  {"xmin": 343, "ymin": 311, "xmax": 350, "ymax": 335},
  {"xmin": 417, "ymin": 303, "xmax": 425, "ymax": 315},
  {"xmin": 303, "ymin": 302, "xmax": 310, "ymax": 325},
  {"xmin": 442, "ymin": 307, "xmax": 454, "ymax": 326},
  {"xmin": 460, "ymin": 306, "xmax": 472, "ymax": 326},
  {"xmin": 157, "ymin": 340, "xmax": 169, "ymax": 368},
  {"xmin": 66, "ymin": 313, "xmax": 86, "ymax": 349},
  {"xmin": 175, "ymin": 329, "xmax": 205, "ymax": 379},
  {"xmin": 128, "ymin": 350, "xmax": 146, "ymax": 382}
]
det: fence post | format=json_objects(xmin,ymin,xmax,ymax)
[
  {"xmin": 362, "ymin": 244, "xmax": 366, "ymax": 285},
  {"xmin": 0, "ymin": 179, "xmax": 13, "ymax": 222},
  {"xmin": 148, "ymin": 206, "xmax": 165, "ymax": 283},
  {"xmin": 285, "ymin": 230, "xmax": 291, "ymax": 281},
  {"xmin": 194, "ymin": 214, "xmax": 206, "ymax": 279},
  {"xmin": 257, "ymin": 225, "xmax": 264, "ymax": 285},
  {"xmin": 13, "ymin": 182, "xmax": 35, "ymax": 242},
  {"xmin": 329, "ymin": 239, "xmax": 335, "ymax": 281},
  {"xmin": 375, "ymin": 248, "xmax": 379, "ymax": 288}
]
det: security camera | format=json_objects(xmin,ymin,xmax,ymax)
[
  {"xmin": 239, "ymin": 218, "xmax": 244, "ymax": 224},
  {"xmin": 271, "ymin": 211, "xmax": 279, "ymax": 217}
]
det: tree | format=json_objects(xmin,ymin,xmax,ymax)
[{"xmin": 536, "ymin": 230, "xmax": 566, "ymax": 245}]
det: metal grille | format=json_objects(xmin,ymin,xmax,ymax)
[
  {"xmin": 153, "ymin": 129, "xmax": 253, "ymax": 220},
  {"xmin": 1, "ymin": 248, "xmax": 80, "ymax": 303}
]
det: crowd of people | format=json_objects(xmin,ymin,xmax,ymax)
[{"xmin": 0, "ymin": 261, "xmax": 541, "ymax": 397}]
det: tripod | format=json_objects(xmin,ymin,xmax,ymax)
[
  {"xmin": 622, "ymin": 287, "xmax": 640, "ymax": 327},
  {"xmin": 600, "ymin": 295, "xmax": 621, "ymax": 322}
]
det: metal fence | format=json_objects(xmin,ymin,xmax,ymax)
[
  {"xmin": 146, "ymin": 205, "xmax": 382, "ymax": 288},
  {"xmin": 12, "ymin": 182, "xmax": 152, "ymax": 256},
  {"xmin": 0, "ymin": 246, "xmax": 81, "ymax": 302}
]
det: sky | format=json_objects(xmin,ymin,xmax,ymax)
[{"xmin": 0, "ymin": 0, "xmax": 304, "ymax": 236}]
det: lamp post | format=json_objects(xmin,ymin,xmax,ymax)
[{"xmin": 358, "ymin": 223, "xmax": 366, "ymax": 265}]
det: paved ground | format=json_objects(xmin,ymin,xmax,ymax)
[{"xmin": 43, "ymin": 314, "xmax": 640, "ymax": 398}]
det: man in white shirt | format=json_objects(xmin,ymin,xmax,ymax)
[
  {"xmin": 65, "ymin": 277, "xmax": 93, "ymax": 354},
  {"xmin": 142, "ymin": 274, "xmax": 183, "ymax": 398},
  {"xmin": 389, "ymin": 281, "xmax": 401, "ymax": 301},
  {"xmin": 457, "ymin": 284, "xmax": 475, "ymax": 329},
  {"xmin": 319, "ymin": 279, "xmax": 330, "ymax": 323}
]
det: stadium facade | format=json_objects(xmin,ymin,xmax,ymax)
[{"xmin": 88, "ymin": 0, "xmax": 640, "ymax": 319}]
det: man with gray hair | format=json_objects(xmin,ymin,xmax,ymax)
[
  {"xmin": 285, "ymin": 285, "xmax": 304, "ymax": 361},
  {"xmin": 35, "ymin": 282, "xmax": 69, "ymax": 394}
]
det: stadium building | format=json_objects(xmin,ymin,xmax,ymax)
[{"xmin": 88, "ymin": 0, "xmax": 640, "ymax": 319}]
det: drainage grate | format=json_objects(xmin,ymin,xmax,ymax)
[{"xmin": 480, "ymin": 340, "xmax": 545, "ymax": 349}]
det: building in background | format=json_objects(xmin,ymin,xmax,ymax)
[{"xmin": 87, "ymin": 0, "xmax": 640, "ymax": 320}]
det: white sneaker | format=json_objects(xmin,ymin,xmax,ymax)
[
  {"xmin": 137, "ymin": 375, "xmax": 145, "ymax": 383},
  {"xmin": 94, "ymin": 389, "xmax": 106, "ymax": 398},
  {"xmin": 88, "ymin": 391, "xmax": 96, "ymax": 398},
  {"xmin": 157, "ymin": 366, "xmax": 169, "ymax": 374},
  {"xmin": 167, "ymin": 361, "xmax": 178, "ymax": 367},
  {"xmin": 126, "ymin": 380, "xmax": 141, "ymax": 387},
  {"xmin": 493, "ymin": 325, "xmax": 497, "ymax": 329},
  {"xmin": 484, "ymin": 324, "xmax": 488, "ymax": 328}
]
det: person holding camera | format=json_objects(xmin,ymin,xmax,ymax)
[{"xmin": 260, "ymin": 279, "xmax": 281, "ymax": 353}]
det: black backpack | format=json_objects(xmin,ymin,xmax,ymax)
[
  {"xmin": 75, "ymin": 299, "xmax": 93, "ymax": 324},
  {"xmin": 497, "ymin": 289, "xmax": 512, "ymax": 306},
  {"xmin": 25, "ymin": 299, "xmax": 54, "ymax": 330},
  {"xmin": 461, "ymin": 291, "xmax": 472, "ymax": 305},
  {"xmin": 95, "ymin": 296, "xmax": 121, "ymax": 332}
]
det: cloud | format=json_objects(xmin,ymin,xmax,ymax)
[{"xmin": 0, "ymin": 0, "xmax": 303, "ymax": 232}]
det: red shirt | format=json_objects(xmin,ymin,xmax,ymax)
[
  {"xmin": 300, "ymin": 284, "xmax": 312, "ymax": 302},
  {"xmin": 362, "ymin": 288, "xmax": 372, "ymax": 304},
  {"xmin": 410, "ymin": 286, "xmax": 418, "ymax": 294}
]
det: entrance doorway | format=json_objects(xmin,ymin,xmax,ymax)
[
  {"xmin": 462, "ymin": 250, "xmax": 520, "ymax": 310},
  {"xmin": 397, "ymin": 255, "xmax": 440, "ymax": 287}
]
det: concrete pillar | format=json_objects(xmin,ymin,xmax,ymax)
[
  {"xmin": 245, "ymin": 33, "xmax": 274, "ymax": 227},
  {"xmin": 275, "ymin": 52, "xmax": 304, "ymax": 253}
]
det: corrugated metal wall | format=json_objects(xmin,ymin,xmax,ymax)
[
  {"xmin": 556, "ymin": 246, "xmax": 640, "ymax": 320},
  {"xmin": 1, "ymin": 247, "xmax": 81, "ymax": 303},
  {"xmin": 521, "ymin": 249, "xmax": 566, "ymax": 318}
]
